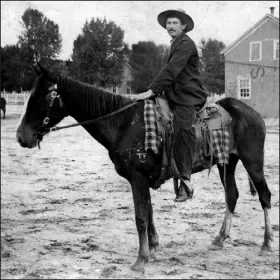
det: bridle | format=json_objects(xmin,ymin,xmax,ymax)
[
  {"xmin": 37, "ymin": 84, "xmax": 64, "ymax": 140},
  {"xmin": 36, "ymin": 84, "xmax": 138, "ymax": 148}
]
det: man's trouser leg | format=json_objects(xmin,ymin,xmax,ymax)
[{"xmin": 173, "ymin": 106, "xmax": 197, "ymax": 201}]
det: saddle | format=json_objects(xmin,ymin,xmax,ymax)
[{"xmin": 153, "ymin": 96, "xmax": 232, "ymax": 186}]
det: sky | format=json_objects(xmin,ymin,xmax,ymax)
[{"xmin": 1, "ymin": 1, "xmax": 279, "ymax": 60}]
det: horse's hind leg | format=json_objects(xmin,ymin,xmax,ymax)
[
  {"xmin": 248, "ymin": 174, "xmax": 257, "ymax": 196},
  {"xmin": 241, "ymin": 157, "xmax": 273, "ymax": 254},
  {"xmin": 211, "ymin": 153, "xmax": 239, "ymax": 249}
]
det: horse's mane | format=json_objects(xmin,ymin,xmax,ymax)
[{"xmin": 58, "ymin": 75, "xmax": 132, "ymax": 117}]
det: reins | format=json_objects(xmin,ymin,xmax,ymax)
[{"xmin": 42, "ymin": 100, "xmax": 138, "ymax": 134}]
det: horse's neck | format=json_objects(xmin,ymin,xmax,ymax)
[{"xmin": 61, "ymin": 85, "xmax": 125, "ymax": 151}]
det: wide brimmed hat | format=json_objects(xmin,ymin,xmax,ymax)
[{"xmin": 157, "ymin": 8, "xmax": 194, "ymax": 33}]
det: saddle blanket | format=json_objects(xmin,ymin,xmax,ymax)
[{"xmin": 144, "ymin": 100, "xmax": 230, "ymax": 165}]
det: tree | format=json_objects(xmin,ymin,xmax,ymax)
[
  {"xmin": 198, "ymin": 38, "xmax": 226, "ymax": 95},
  {"xmin": 71, "ymin": 18, "xmax": 129, "ymax": 88},
  {"xmin": 1, "ymin": 45, "xmax": 33, "ymax": 92},
  {"xmin": 18, "ymin": 8, "xmax": 62, "ymax": 64},
  {"xmin": 129, "ymin": 41, "xmax": 169, "ymax": 93}
]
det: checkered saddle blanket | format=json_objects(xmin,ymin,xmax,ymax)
[{"xmin": 144, "ymin": 98, "xmax": 231, "ymax": 172}]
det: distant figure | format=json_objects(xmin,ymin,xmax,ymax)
[{"xmin": 1, "ymin": 97, "xmax": 6, "ymax": 119}]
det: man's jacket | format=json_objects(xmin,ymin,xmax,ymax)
[{"xmin": 149, "ymin": 32, "xmax": 208, "ymax": 107}]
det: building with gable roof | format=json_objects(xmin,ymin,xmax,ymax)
[
  {"xmin": 109, "ymin": 61, "xmax": 134, "ymax": 95},
  {"xmin": 220, "ymin": 7, "xmax": 279, "ymax": 117}
]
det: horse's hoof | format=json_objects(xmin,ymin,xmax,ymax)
[
  {"xmin": 259, "ymin": 244, "xmax": 273, "ymax": 256},
  {"xmin": 209, "ymin": 244, "xmax": 223, "ymax": 251},
  {"xmin": 150, "ymin": 248, "xmax": 157, "ymax": 261},
  {"xmin": 209, "ymin": 239, "xmax": 223, "ymax": 250},
  {"xmin": 259, "ymin": 250, "xmax": 273, "ymax": 256},
  {"xmin": 131, "ymin": 263, "xmax": 145, "ymax": 274}
]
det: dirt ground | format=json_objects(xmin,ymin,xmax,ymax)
[{"xmin": 1, "ymin": 104, "xmax": 279, "ymax": 279}]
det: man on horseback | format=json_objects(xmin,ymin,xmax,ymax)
[{"xmin": 135, "ymin": 8, "xmax": 208, "ymax": 202}]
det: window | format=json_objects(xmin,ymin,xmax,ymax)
[
  {"xmin": 126, "ymin": 82, "xmax": 131, "ymax": 94},
  {"xmin": 274, "ymin": 40, "xmax": 279, "ymax": 60},
  {"xmin": 250, "ymin": 41, "xmax": 262, "ymax": 61},
  {"xmin": 237, "ymin": 77, "xmax": 251, "ymax": 99},
  {"xmin": 112, "ymin": 86, "xmax": 117, "ymax": 94}
]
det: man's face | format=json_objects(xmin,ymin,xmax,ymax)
[{"xmin": 166, "ymin": 17, "xmax": 186, "ymax": 38}]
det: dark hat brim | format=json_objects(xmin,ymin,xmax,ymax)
[{"xmin": 157, "ymin": 9, "xmax": 194, "ymax": 33}]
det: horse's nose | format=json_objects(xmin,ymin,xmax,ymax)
[{"xmin": 16, "ymin": 132, "xmax": 27, "ymax": 148}]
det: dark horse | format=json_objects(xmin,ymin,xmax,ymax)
[
  {"xmin": 16, "ymin": 63, "xmax": 273, "ymax": 273},
  {"xmin": 1, "ymin": 97, "xmax": 6, "ymax": 119}
]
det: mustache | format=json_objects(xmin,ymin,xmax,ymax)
[{"xmin": 168, "ymin": 29, "xmax": 176, "ymax": 32}]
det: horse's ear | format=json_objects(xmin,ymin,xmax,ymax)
[
  {"xmin": 31, "ymin": 64, "xmax": 41, "ymax": 76},
  {"xmin": 37, "ymin": 62, "xmax": 57, "ymax": 83}
]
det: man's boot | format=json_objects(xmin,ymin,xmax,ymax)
[{"xmin": 175, "ymin": 179, "xmax": 194, "ymax": 202}]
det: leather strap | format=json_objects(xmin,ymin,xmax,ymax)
[{"xmin": 193, "ymin": 118, "xmax": 203, "ymax": 163}]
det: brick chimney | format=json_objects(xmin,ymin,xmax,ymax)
[{"xmin": 270, "ymin": 7, "xmax": 275, "ymax": 16}]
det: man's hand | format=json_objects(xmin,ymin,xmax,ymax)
[{"xmin": 133, "ymin": 89, "xmax": 154, "ymax": 100}]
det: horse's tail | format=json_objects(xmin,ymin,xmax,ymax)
[
  {"xmin": 216, "ymin": 97, "xmax": 262, "ymax": 197},
  {"xmin": 248, "ymin": 174, "xmax": 257, "ymax": 196}
]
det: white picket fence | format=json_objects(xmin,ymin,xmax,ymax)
[{"xmin": 1, "ymin": 92, "xmax": 30, "ymax": 104}]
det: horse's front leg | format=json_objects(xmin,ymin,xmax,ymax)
[
  {"xmin": 130, "ymin": 175, "xmax": 151, "ymax": 274},
  {"xmin": 148, "ymin": 193, "xmax": 159, "ymax": 260}
]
